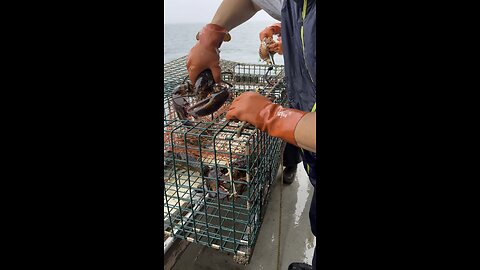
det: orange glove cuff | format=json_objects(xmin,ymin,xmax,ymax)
[
  {"xmin": 196, "ymin": 24, "xmax": 230, "ymax": 48},
  {"xmin": 226, "ymin": 92, "xmax": 306, "ymax": 145},
  {"xmin": 257, "ymin": 104, "xmax": 307, "ymax": 145}
]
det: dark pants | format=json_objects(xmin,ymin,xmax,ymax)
[
  {"xmin": 284, "ymin": 142, "xmax": 316, "ymax": 269},
  {"xmin": 282, "ymin": 105, "xmax": 315, "ymax": 269},
  {"xmin": 283, "ymin": 143, "xmax": 302, "ymax": 167}
]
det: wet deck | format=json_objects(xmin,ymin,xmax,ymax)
[{"xmin": 164, "ymin": 163, "xmax": 315, "ymax": 270}]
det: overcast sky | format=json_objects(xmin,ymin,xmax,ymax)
[{"xmin": 164, "ymin": 0, "xmax": 274, "ymax": 24}]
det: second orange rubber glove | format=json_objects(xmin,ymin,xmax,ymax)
[
  {"xmin": 259, "ymin": 23, "xmax": 281, "ymax": 41},
  {"xmin": 226, "ymin": 91, "xmax": 306, "ymax": 145},
  {"xmin": 187, "ymin": 24, "xmax": 230, "ymax": 83},
  {"xmin": 259, "ymin": 23, "xmax": 283, "ymax": 55}
]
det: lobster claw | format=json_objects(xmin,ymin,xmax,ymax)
[
  {"xmin": 172, "ymin": 82, "xmax": 194, "ymax": 122},
  {"xmin": 188, "ymin": 83, "xmax": 230, "ymax": 117}
]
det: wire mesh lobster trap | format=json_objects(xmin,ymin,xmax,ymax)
[{"xmin": 163, "ymin": 56, "xmax": 286, "ymax": 264}]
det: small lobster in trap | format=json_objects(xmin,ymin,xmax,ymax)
[
  {"xmin": 165, "ymin": 150, "xmax": 249, "ymax": 201},
  {"xmin": 171, "ymin": 69, "xmax": 233, "ymax": 125},
  {"xmin": 202, "ymin": 157, "xmax": 249, "ymax": 201}
]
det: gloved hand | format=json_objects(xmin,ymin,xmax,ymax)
[
  {"xmin": 268, "ymin": 36, "xmax": 283, "ymax": 55},
  {"xmin": 226, "ymin": 92, "xmax": 307, "ymax": 145},
  {"xmin": 259, "ymin": 23, "xmax": 282, "ymax": 55},
  {"xmin": 187, "ymin": 24, "xmax": 230, "ymax": 83},
  {"xmin": 259, "ymin": 23, "xmax": 281, "ymax": 41}
]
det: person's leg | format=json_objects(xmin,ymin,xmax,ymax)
[{"xmin": 283, "ymin": 143, "xmax": 302, "ymax": 184}]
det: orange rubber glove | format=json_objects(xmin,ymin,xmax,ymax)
[
  {"xmin": 259, "ymin": 23, "xmax": 281, "ymax": 40},
  {"xmin": 187, "ymin": 24, "xmax": 230, "ymax": 83},
  {"xmin": 268, "ymin": 36, "xmax": 283, "ymax": 55},
  {"xmin": 226, "ymin": 92, "xmax": 307, "ymax": 145},
  {"xmin": 259, "ymin": 23, "xmax": 282, "ymax": 55}
]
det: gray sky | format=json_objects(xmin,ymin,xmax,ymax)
[{"xmin": 164, "ymin": 0, "xmax": 273, "ymax": 24}]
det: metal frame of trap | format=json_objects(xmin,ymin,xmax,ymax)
[{"xmin": 164, "ymin": 56, "xmax": 287, "ymax": 264}]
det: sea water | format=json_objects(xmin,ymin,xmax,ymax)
[{"xmin": 164, "ymin": 20, "xmax": 284, "ymax": 65}]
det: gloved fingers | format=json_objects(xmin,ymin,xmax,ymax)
[
  {"xmin": 268, "ymin": 42, "xmax": 282, "ymax": 55},
  {"xmin": 187, "ymin": 64, "xmax": 201, "ymax": 84},
  {"xmin": 209, "ymin": 65, "xmax": 222, "ymax": 83},
  {"xmin": 267, "ymin": 42, "xmax": 279, "ymax": 51},
  {"xmin": 226, "ymin": 95, "xmax": 250, "ymax": 121},
  {"xmin": 186, "ymin": 47, "xmax": 201, "ymax": 83},
  {"xmin": 187, "ymin": 23, "xmax": 226, "ymax": 83},
  {"xmin": 231, "ymin": 92, "xmax": 254, "ymax": 104},
  {"xmin": 225, "ymin": 108, "xmax": 239, "ymax": 121},
  {"xmin": 225, "ymin": 112, "xmax": 236, "ymax": 121},
  {"xmin": 229, "ymin": 92, "xmax": 270, "ymax": 111},
  {"xmin": 187, "ymin": 66, "xmax": 199, "ymax": 84},
  {"xmin": 259, "ymin": 29, "xmax": 273, "ymax": 41},
  {"xmin": 227, "ymin": 98, "xmax": 242, "ymax": 109},
  {"xmin": 227, "ymin": 103, "xmax": 236, "ymax": 111},
  {"xmin": 260, "ymin": 24, "xmax": 281, "ymax": 40},
  {"xmin": 270, "ymin": 23, "xmax": 281, "ymax": 35}
]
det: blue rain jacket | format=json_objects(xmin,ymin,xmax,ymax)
[{"xmin": 281, "ymin": 0, "xmax": 317, "ymax": 238}]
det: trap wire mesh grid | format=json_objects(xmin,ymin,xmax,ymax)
[{"xmin": 164, "ymin": 56, "xmax": 286, "ymax": 264}]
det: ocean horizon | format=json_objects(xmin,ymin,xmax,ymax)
[{"xmin": 164, "ymin": 20, "xmax": 284, "ymax": 65}]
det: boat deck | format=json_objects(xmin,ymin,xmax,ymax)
[{"xmin": 164, "ymin": 163, "xmax": 315, "ymax": 269}]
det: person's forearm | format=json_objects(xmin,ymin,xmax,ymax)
[
  {"xmin": 294, "ymin": 112, "xmax": 316, "ymax": 153},
  {"xmin": 211, "ymin": 0, "xmax": 261, "ymax": 31}
]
